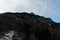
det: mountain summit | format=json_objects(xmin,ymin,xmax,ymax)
[{"xmin": 0, "ymin": 12, "xmax": 60, "ymax": 40}]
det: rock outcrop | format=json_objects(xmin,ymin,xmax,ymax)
[{"xmin": 0, "ymin": 12, "xmax": 60, "ymax": 40}]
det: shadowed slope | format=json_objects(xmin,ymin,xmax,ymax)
[{"xmin": 0, "ymin": 12, "xmax": 60, "ymax": 40}]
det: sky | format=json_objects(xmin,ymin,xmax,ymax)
[{"xmin": 0, "ymin": 0, "xmax": 60, "ymax": 23}]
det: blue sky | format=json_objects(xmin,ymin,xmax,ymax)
[{"xmin": 0, "ymin": 0, "xmax": 60, "ymax": 23}]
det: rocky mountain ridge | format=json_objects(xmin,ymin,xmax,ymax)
[{"xmin": 0, "ymin": 12, "xmax": 60, "ymax": 40}]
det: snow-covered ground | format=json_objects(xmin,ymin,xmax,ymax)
[{"xmin": 0, "ymin": 31, "xmax": 14, "ymax": 40}]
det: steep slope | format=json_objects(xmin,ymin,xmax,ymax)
[{"xmin": 0, "ymin": 12, "xmax": 60, "ymax": 40}]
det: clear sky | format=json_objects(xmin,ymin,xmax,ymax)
[{"xmin": 0, "ymin": 0, "xmax": 60, "ymax": 23}]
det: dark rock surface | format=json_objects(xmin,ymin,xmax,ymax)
[{"xmin": 0, "ymin": 12, "xmax": 60, "ymax": 40}]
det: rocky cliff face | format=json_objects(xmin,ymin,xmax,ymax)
[{"xmin": 0, "ymin": 12, "xmax": 60, "ymax": 40}]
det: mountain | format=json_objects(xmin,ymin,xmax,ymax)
[{"xmin": 0, "ymin": 12, "xmax": 60, "ymax": 40}]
